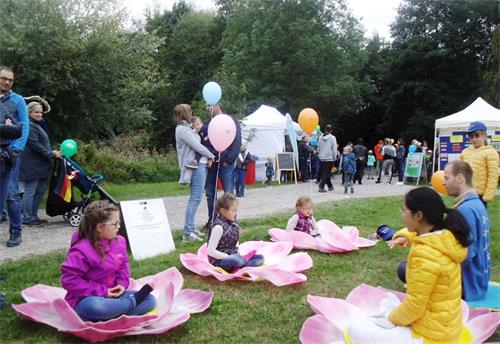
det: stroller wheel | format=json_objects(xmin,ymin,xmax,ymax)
[{"xmin": 69, "ymin": 214, "xmax": 81, "ymax": 227}]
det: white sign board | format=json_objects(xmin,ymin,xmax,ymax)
[{"xmin": 120, "ymin": 198, "xmax": 175, "ymax": 260}]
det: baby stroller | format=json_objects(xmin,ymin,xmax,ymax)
[{"xmin": 46, "ymin": 156, "xmax": 118, "ymax": 227}]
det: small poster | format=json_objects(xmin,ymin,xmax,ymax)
[
  {"xmin": 120, "ymin": 198, "xmax": 175, "ymax": 260},
  {"xmin": 404, "ymin": 152, "xmax": 424, "ymax": 180}
]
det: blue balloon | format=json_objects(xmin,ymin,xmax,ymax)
[
  {"xmin": 202, "ymin": 81, "xmax": 222, "ymax": 106},
  {"xmin": 409, "ymin": 144, "xmax": 417, "ymax": 153}
]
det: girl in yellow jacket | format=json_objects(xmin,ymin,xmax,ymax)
[
  {"xmin": 347, "ymin": 187, "xmax": 470, "ymax": 344},
  {"xmin": 460, "ymin": 121, "xmax": 499, "ymax": 207}
]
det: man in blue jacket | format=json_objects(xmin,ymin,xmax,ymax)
[
  {"xmin": 0, "ymin": 66, "xmax": 29, "ymax": 247},
  {"xmin": 444, "ymin": 160, "xmax": 491, "ymax": 301},
  {"xmin": 200, "ymin": 103, "xmax": 241, "ymax": 228}
]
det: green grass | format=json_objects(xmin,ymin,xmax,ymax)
[{"xmin": 1, "ymin": 196, "xmax": 498, "ymax": 343}]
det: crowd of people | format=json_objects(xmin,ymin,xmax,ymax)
[{"xmin": 1, "ymin": 64, "xmax": 498, "ymax": 342}]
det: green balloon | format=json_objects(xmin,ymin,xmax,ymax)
[
  {"xmin": 316, "ymin": 125, "xmax": 321, "ymax": 131},
  {"xmin": 61, "ymin": 139, "xmax": 78, "ymax": 158}
]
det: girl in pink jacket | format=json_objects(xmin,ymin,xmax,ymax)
[{"xmin": 61, "ymin": 201, "xmax": 155, "ymax": 321}]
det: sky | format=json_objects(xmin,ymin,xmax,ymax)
[{"xmin": 124, "ymin": 0, "xmax": 402, "ymax": 39}]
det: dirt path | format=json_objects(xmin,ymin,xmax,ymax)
[{"xmin": 0, "ymin": 179, "xmax": 415, "ymax": 263}]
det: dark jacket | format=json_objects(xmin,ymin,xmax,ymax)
[
  {"xmin": 200, "ymin": 114, "xmax": 242, "ymax": 166},
  {"xmin": 20, "ymin": 119, "xmax": 55, "ymax": 181},
  {"xmin": 0, "ymin": 90, "xmax": 29, "ymax": 151}
]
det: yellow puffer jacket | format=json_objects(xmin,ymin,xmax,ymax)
[
  {"xmin": 389, "ymin": 228, "xmax": 467, "ymax": 343},
  {"xmin": 460, "ymin": 145, "xmax": 499, "ymax": 203}
]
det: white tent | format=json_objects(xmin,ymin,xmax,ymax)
[
  {"xmin": 241, "ymin": 105, "xmax": 287, "ymax": 181},
  {"xmin": 434, "ymin": 97, "xmax": 500, "ymax": 170}
]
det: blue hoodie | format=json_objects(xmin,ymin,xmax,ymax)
[
  {"xmin": 0, "ymin": 90, "xmax": 29, "ymax": 152},
  {"xmin": 457, "ymin": 193, "xmax": 491, "ymax": 301}
]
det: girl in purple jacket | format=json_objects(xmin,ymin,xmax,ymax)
[{"xmin": 61, "ymin": 201, "xmax": 155, "ymax": 322}]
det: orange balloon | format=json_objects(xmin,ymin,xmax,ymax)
[
  {"xmin": 431, "ymin": 170, "xmax": 448, "ymax": 195},
  {"xmin": 298, "ymin": 108, "xmax": 319, "ymax": 135}
]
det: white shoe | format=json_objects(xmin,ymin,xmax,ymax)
[
  {"xmin": 182, "ymin": 233, "xmax": 203, "ymax": 242},
  {"xmin": 194, "ymin": 229, "xmax": 205, "ymax": 236},
  {"xmin": 395, "ymin": 181, "xmax": 404, "ymax": 185}
]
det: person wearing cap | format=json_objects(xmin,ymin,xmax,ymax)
[{"xmin": 460, "ymin": 121, "xmax": 499, "ymax": 207}]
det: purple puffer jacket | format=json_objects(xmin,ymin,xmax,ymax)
[{"xmin": 60, "ymin": 231, "xmax": 130, "ymax": 309}]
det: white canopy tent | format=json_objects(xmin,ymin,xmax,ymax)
[
  {"xmin": 241, "ymin": 105, "xmax": 297, "ymax": 181},
  {"xmin": 433, "ymin": 97, "xmax": 500, "ymax": 171}
]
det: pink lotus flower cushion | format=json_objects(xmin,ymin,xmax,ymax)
[
  {"xmin": 180, "ymin": 240, "xmax": 313, "ymax": 286},
  {"xmin": 12, "ymin": 267, "xmax": 213, "ymax": 343},
  {"xmin": 269, "ymin": 219, "xmax": 376, "ymax": 253},
  {"xmin": 299, "ymin": 283, "xmax": 500, "ymax": 344}
]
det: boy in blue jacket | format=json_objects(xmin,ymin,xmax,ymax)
[{"xmin": 444, "ymin": 160, "xmax": 491, "ymax": 301}]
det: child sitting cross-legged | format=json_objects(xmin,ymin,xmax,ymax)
[
  {"xmin": 207, "ymin": 193, "xmax": 264, "ymax": 273},
  {"xmin": 61, "ymin": 200, "xmax": 156, "ymax": 322},
  {"xmin": 286, "ymin": 196, "xmax": 320, "ymax": 237}
]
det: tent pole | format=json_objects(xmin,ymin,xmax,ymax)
[{"xmin": 433, "ymin": 126, "xmax": 438, "ymax": 173}]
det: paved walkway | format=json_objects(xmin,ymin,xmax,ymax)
[{"xmin": 0, "ymin": 179, "xmax": 416, "ymax": 263}]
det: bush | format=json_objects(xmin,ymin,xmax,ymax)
[{"xmin": 72, "ymin": 133, "xmax": 180, "ymax": 184}]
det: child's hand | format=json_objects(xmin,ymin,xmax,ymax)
[
  {"xmin": 207, "ymin": 159, "xmax": 213, "ymax": 168},
  {"xmin": 108, "ymin": 284, "xmax": 125, "ymax": 298},
  {"xmin": 388, "ymin": 237, "xmax": 408, "ymax": 249}
]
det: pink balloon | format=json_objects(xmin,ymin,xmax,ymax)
[{"xmin": 208, "ymin": 114, "xmax": 237, "ymax": 152}]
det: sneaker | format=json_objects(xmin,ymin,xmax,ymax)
[
  {"xmin": 328, "ymin": 186, "xmax": 334, "ymax": 191},
  {"xmin": 344, "ymin": 189, "xmax": 348, "ymax": 194},
  {"xmin": 318, "ymin": 188, "xmax": 327, "ymax": 193},
  {"xmin": 350, "ymin": 187, "xmax": 354, "ymax": 193},
  {"xmin": 194, "ymin": 229, "xmax": 205, "ymax": 237},
  {"xmin": 395, "ymin": 181, "xmax": 404, "ymax": 185},
  {"xmin": 185, "ymin": 160, "xmax": 198, "ymax": 169},
  {"xmin": 182, "ymin": 233, "xmax": 203, "ymax": 242},
  {"xmin": 6, "ymin": 234, "xmax": 22, "ymax": 247}
]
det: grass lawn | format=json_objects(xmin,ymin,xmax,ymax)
[{"xmin": 1, "ymin": 196, "xmax": 498, "ymax": 343}]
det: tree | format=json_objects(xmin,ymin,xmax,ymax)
[
  {"xmin": 0, "ymin": 0, "xmax": 160, "ymax": 142},
  {"xmin": 216, "ymin": 0, "xmax": 369, "ymax": 127},
  {"xmin": 378, "ymin": 0, "xmax": 498, "ymax": 142}
]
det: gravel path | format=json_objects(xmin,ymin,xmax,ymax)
[{"xmin": 0, "ymin": 179, "xmax": 417, "ymax": 263}]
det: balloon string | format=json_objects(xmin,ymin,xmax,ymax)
[{"xmin": 210, "ymin": 153, "xmax": 221, "ymax": 226}]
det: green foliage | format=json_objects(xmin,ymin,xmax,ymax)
[
  {"xmin": 217, "ymin": 0, "xmax": 370, "ymax": 122},
  {"xmin": 0, "ymin": 0, "xmax": 160, "ymax": 142},
  {"xmin": 74, "ymin": 133, "xmax": 179, "ymax": 184},
  {"xmin": 1, "ymin": 196, "xmax": 498, "ymax": 342}
]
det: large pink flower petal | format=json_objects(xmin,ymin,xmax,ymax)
[
  {"xmin": 172, "ymin": 289, "xmax": 213, "ymax": 314},
  {"xmin": 345, "ymin": 284, "xmax": 391, "ymax": 316},
  {"xmin": 12, "ymin": 268, "xmax": 212, "ymax": 342},
  {"xmin": 180, "ymin": 241, "xmax": 312, "ymax": 286},
  {"xmin": 299, "ymin": 314, "xmax": 344, "ymax": 344},
  {"xmin": 21, "ymin": 284, "xmax": 66, "ymax": 303},
  {"xmin": 125, "ymin": 312, "xmax": 191, "ymax": 335},
  {"xmin": 467, "ymin": 312, "xmax": 500, "ymax": 344},
  {"xmin": 268, "ymin": 228, "xmax": 319, "ymax": 250},
  {"xmin": 270, "ymin": 220, "xmax": 376, "ymax": 253},
  {"xmin": 307, "ymin": 295, "xmax": 364, "ymax": 330},
  {"xmin": 304, "ymin": 285, "xmax": 500, "ymax": 344}
]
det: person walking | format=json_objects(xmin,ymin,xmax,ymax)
[
  {"xmin": 317, "ymin": 124, "xmax": 337, "ymax": 193},
  {"xmin": 352, "ymin": 138, "xmax": 368, "ymax": 185}
]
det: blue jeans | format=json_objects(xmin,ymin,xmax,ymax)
[
  {"xmin": 343, "ymin": 172, "xmax": 354, "ymax": 190},
  {"xmin": 22, "ymin": 178, "xmax": 48, "ymax": 222},
  {"xmin": 0, "ymin": 159, "xmax": 13, "ymax": 222},
  {"xmin": 206, "ymin": 163, "xmax": 234, "ymax": 223},
  {"xmin": 217, "ymin": 253, "xmax": 265, "ymax": 273},
  {"xmin": 6, "ymin": 157, "xmax": 22, "ymax": 236},
  {"xmin": 184, "ymin": 164, "xmax": 207, "ymax": 236},
  {"xmin": 75, "ymin": 291, "xmax": 156, "ymax": 322},
  {"xmin": 395, "ymin": 157, "xmax": 405, "ymax": 182},
  {"xmin": 234, "ymin": 168, "xmax": 246, "ymax": 196}
]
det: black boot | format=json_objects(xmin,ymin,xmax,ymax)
[{"xmin": 6, "ymin": 233, "xmax": 22, "ymax": 247}]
